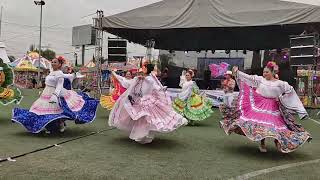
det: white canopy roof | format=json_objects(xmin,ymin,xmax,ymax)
[{"xmin": 0, "ymin": 42, "xmax": 10, "ymax": 63}]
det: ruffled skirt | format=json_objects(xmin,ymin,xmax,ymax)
[
  {"xmin": 109, "ymin": 90, "xmax": 187, "ymax": 143},
  {"xmin": 12, "ymin": 86, "xmax": 99, "ymax": 133},
  {"xmin": 100, "ymin": 95, "xmax": 115, "ymax": 110},
  {"xmin": 100, "ymin": 85, "xmax": 126, "ymax": 110},
  {"xmin": 219, "ymin": 81, "xmax": 312, "ymax": 153},
  {"xmin": 0, "ymin": 87, "xmax": 23, "ymax": 106},
  {"xmin": 173, "ymin": 93, "xmax": 213, "ymax": 122}
]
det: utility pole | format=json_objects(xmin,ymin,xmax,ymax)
[
  {"xmin": 34, "ymin": 0, "xmax": 45, "ymax": 84},
  {"xmin": 81, "ymin": 45, "xmax": 85, "ymax": 65},
  {"xmin": 74, "ymin": 52, "xmax": 78, "ymax": 67}
]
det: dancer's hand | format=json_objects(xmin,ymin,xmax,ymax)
[
  {"xmin": 75, "ymin": 72, "xmax": 85, "ymax": 79},
  {"xmin": 232, "ymin": 66, "xmax": 239, "ymax": 74},
  {"xmin": 49, "ymin": 95, "xmax": 58, "ymax": 104}
]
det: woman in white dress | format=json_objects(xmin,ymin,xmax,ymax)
[
  {"xmin": 12, "ymin": 57, "xmax": 99, "ymax": 134},
  {"xmin": 220, "ymin": 61, "xmax": 311, "ymax": 153},
  {"xmin": 172, "ymin": 70, "xmax": 213, "ymax": 125},
  {"xmin": 109, "ymin": 64, "xmax": 187, "ymax": 144}
]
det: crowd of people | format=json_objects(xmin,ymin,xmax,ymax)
[{"xmin": 0, "ymin": 56, "xmax": 312, "ymax": 153}]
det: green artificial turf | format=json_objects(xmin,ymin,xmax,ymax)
[{"xmin": 0, "ymin": 89, "xmax": 319, "ymax": 180}]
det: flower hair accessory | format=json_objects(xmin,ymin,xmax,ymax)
[
  {"xmin": 57, "ymin": 56, "xmax": 66, "ymax": 64},
  {"xmin": 266, "ymin": 61, "xmax": 279, "ymax": 73}
]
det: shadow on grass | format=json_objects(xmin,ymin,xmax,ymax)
[
  {"xmin": 219, "ymin": 144, "xmax": 312, "ymax": 162},
  {"xmin": 186, "ymin": 122, "xmax": 213, "ymax": 128},
  {"xmin": 12, "ymin": 128, "xmax": 96, "ymax": 139},
  {"xmin": 110, "ymin": 136, "xmax": 184, "ymax": 150}
]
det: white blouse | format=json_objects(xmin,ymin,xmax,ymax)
[
  {"xmin": 237, "ymin": 71, "xmax": 292, "ymax": 98},
  {"xmin": 45, "ymin": 70, "xmax": 65, "ymax": 97},
  {"xmin": 178, "ymin": 75, "xmax": 195, "ymax": 100},
  {"xmin": 131, "ymin": 75, "xmax": 162, "ymax": 97},
  {"xmin": 112, "ymin": 71, "xmax": 134, "ymax": 89}
]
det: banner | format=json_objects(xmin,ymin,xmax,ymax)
[{"xmin": 197, "ymin": 58, "xmax": 244, "ymax": 78}]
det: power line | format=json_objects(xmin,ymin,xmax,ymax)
[
  {"xmin": 3, "ymin": 24, "xmax": 63, "ymax": 42},
  {"xmin": 81, "ymin": 12, "xmax": 97, "ymax": 19},
  {"xmin": 2, "ymin": 21, "xmax": 72, "ymax": 30}
]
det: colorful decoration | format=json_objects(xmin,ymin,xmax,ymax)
[
  {"xmin": 209, "ymin": 62, "xmax": 230, "ymax": 78},
  {"xmin": 100, "ymin": 77, "xmax": 126, "ymax": 110},
  {"xmin": 0, "ymin": 59, "xmax": 23, "ymax": 105}
]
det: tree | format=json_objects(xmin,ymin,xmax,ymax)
[
  {"xmin": 33, "ymin": 48, "xmax": 56, "ymax": 60},
  {"xmin": 41, "ymin": 49, "xmax": 56, "ymax": 60}
]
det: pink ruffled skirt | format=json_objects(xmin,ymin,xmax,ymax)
[
  {"xmin": 220, "ymin": 81, "xmax": 311, "ymax": 153},
  {"xmin": 110, "ymin": 90, "xmax": 187, "ymax": 144},
  {"xmin": 30, "ymin": 86, "xmax": 85, "ymax": 115}
]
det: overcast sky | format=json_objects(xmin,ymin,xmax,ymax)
[{"xmin": 0, "ymin": 0, "xmax": 161, "ymax": 62}]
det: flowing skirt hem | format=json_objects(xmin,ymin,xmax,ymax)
[
  {"xmin": 220, "ymin": 119, "xmax": 312, "ymax": 153},
  {"xmin": 12, "ymin": 92, "xmax": 99, "ymax": 133}
]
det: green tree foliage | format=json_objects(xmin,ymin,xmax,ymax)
[{"xmin": 32, "ymin": 48, "xmax": 56, "ymax": 61}]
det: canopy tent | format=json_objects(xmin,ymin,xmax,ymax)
[
  {"xmin": 101, "ymin": 0, "xmax": 320, "ymax": 50},
  {"xmin": 85, "ymin": 60, "xmax": 96, "ymax": 68},
  {"xmin": 14, "ymin": 59, "xmax": 38, "ymax": 72},
  {"xmin": 10, "ymin": 54, "xmax": 51, "ymax": 70},
  {"xmin": 27, "ymin": 52, "xmax": 52, "ymax": 69},
  {"xmin": 0, "ymin": 42, "xmax": 10, "ymax": 63}
]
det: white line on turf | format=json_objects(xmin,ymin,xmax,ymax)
[
  {"xmin": 229, "ymin": 159, "xmax": 320, "ymax": 180},
  {"xmin": 309, "ymin": 118, "xmax": 320, "ymax": 125}
]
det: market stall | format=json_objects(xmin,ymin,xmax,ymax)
[
  {"xmin": 13, "ymin": 59, "xmax": 40, "ymax": 89},
  {"xmin": 295, "ymin": 66, "xmax": 320, "ymax": 108},
  {"xmin": 10, "ymin": 54, "xmax": 51, "ymax": 89},
  {"xmin": 79, "ymin": 60, "xmax": 99, "ymax": 93}
]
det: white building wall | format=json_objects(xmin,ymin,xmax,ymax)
[{"xmin": 160, "ymin": 50, "xmax": 253, "ymax": 70}]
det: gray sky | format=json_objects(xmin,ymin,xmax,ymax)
[{"xmin": 0, "ymin": 0, "xmax": 161, "ymax": 63}]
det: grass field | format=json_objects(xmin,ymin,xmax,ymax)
[{"xmin": 0, "ymin": 89, "xmax": 319, "ymax": 180}]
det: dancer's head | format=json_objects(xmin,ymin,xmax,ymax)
[
  {"xmin": 263, "ymin": 61, "xmax": 279, "ymax": 80},
  {"xmin": 137, "ymin": 68, "xmax": 145, "ymax": 79},
  {"xmin": 224, "ymin": 71, "xmax": 233, "ymax": 80},
  {"xmin": 125, "ymin": 71, "xmax": 132, "ymax": 79},
  {"xmin": 185, "ymin": 69, "xmax": 194, "ymax": 81},
  {"xmin": 51, "ymin": 56, "xmax": 65, "ymax": 71}
]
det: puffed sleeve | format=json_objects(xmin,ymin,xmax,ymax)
[
  {"xmin": 236, "ymin": 71, "xmax": 263, "ymax": 87},
  {"xmin": 112, "ymin": 71, "xmax": 132, "ymax": 89},
  {"xmin": 279, "ymin": 81, "xmax": 308, "ymax": 119},
  {"xmin": 63, "ymin": 73, "xmax": 75, "ymax": 83},
  {"xmin": 179, "ymin": 75, "xmax": 186, "ymax": 88}
]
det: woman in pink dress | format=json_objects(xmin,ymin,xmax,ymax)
[
  {"xmin": 220, "ymin": 61, "xmax": 311, "ymax": 153},
  {"xmin": 109, "ymin": 64, "xmax": 188, "ymax": 144}
]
